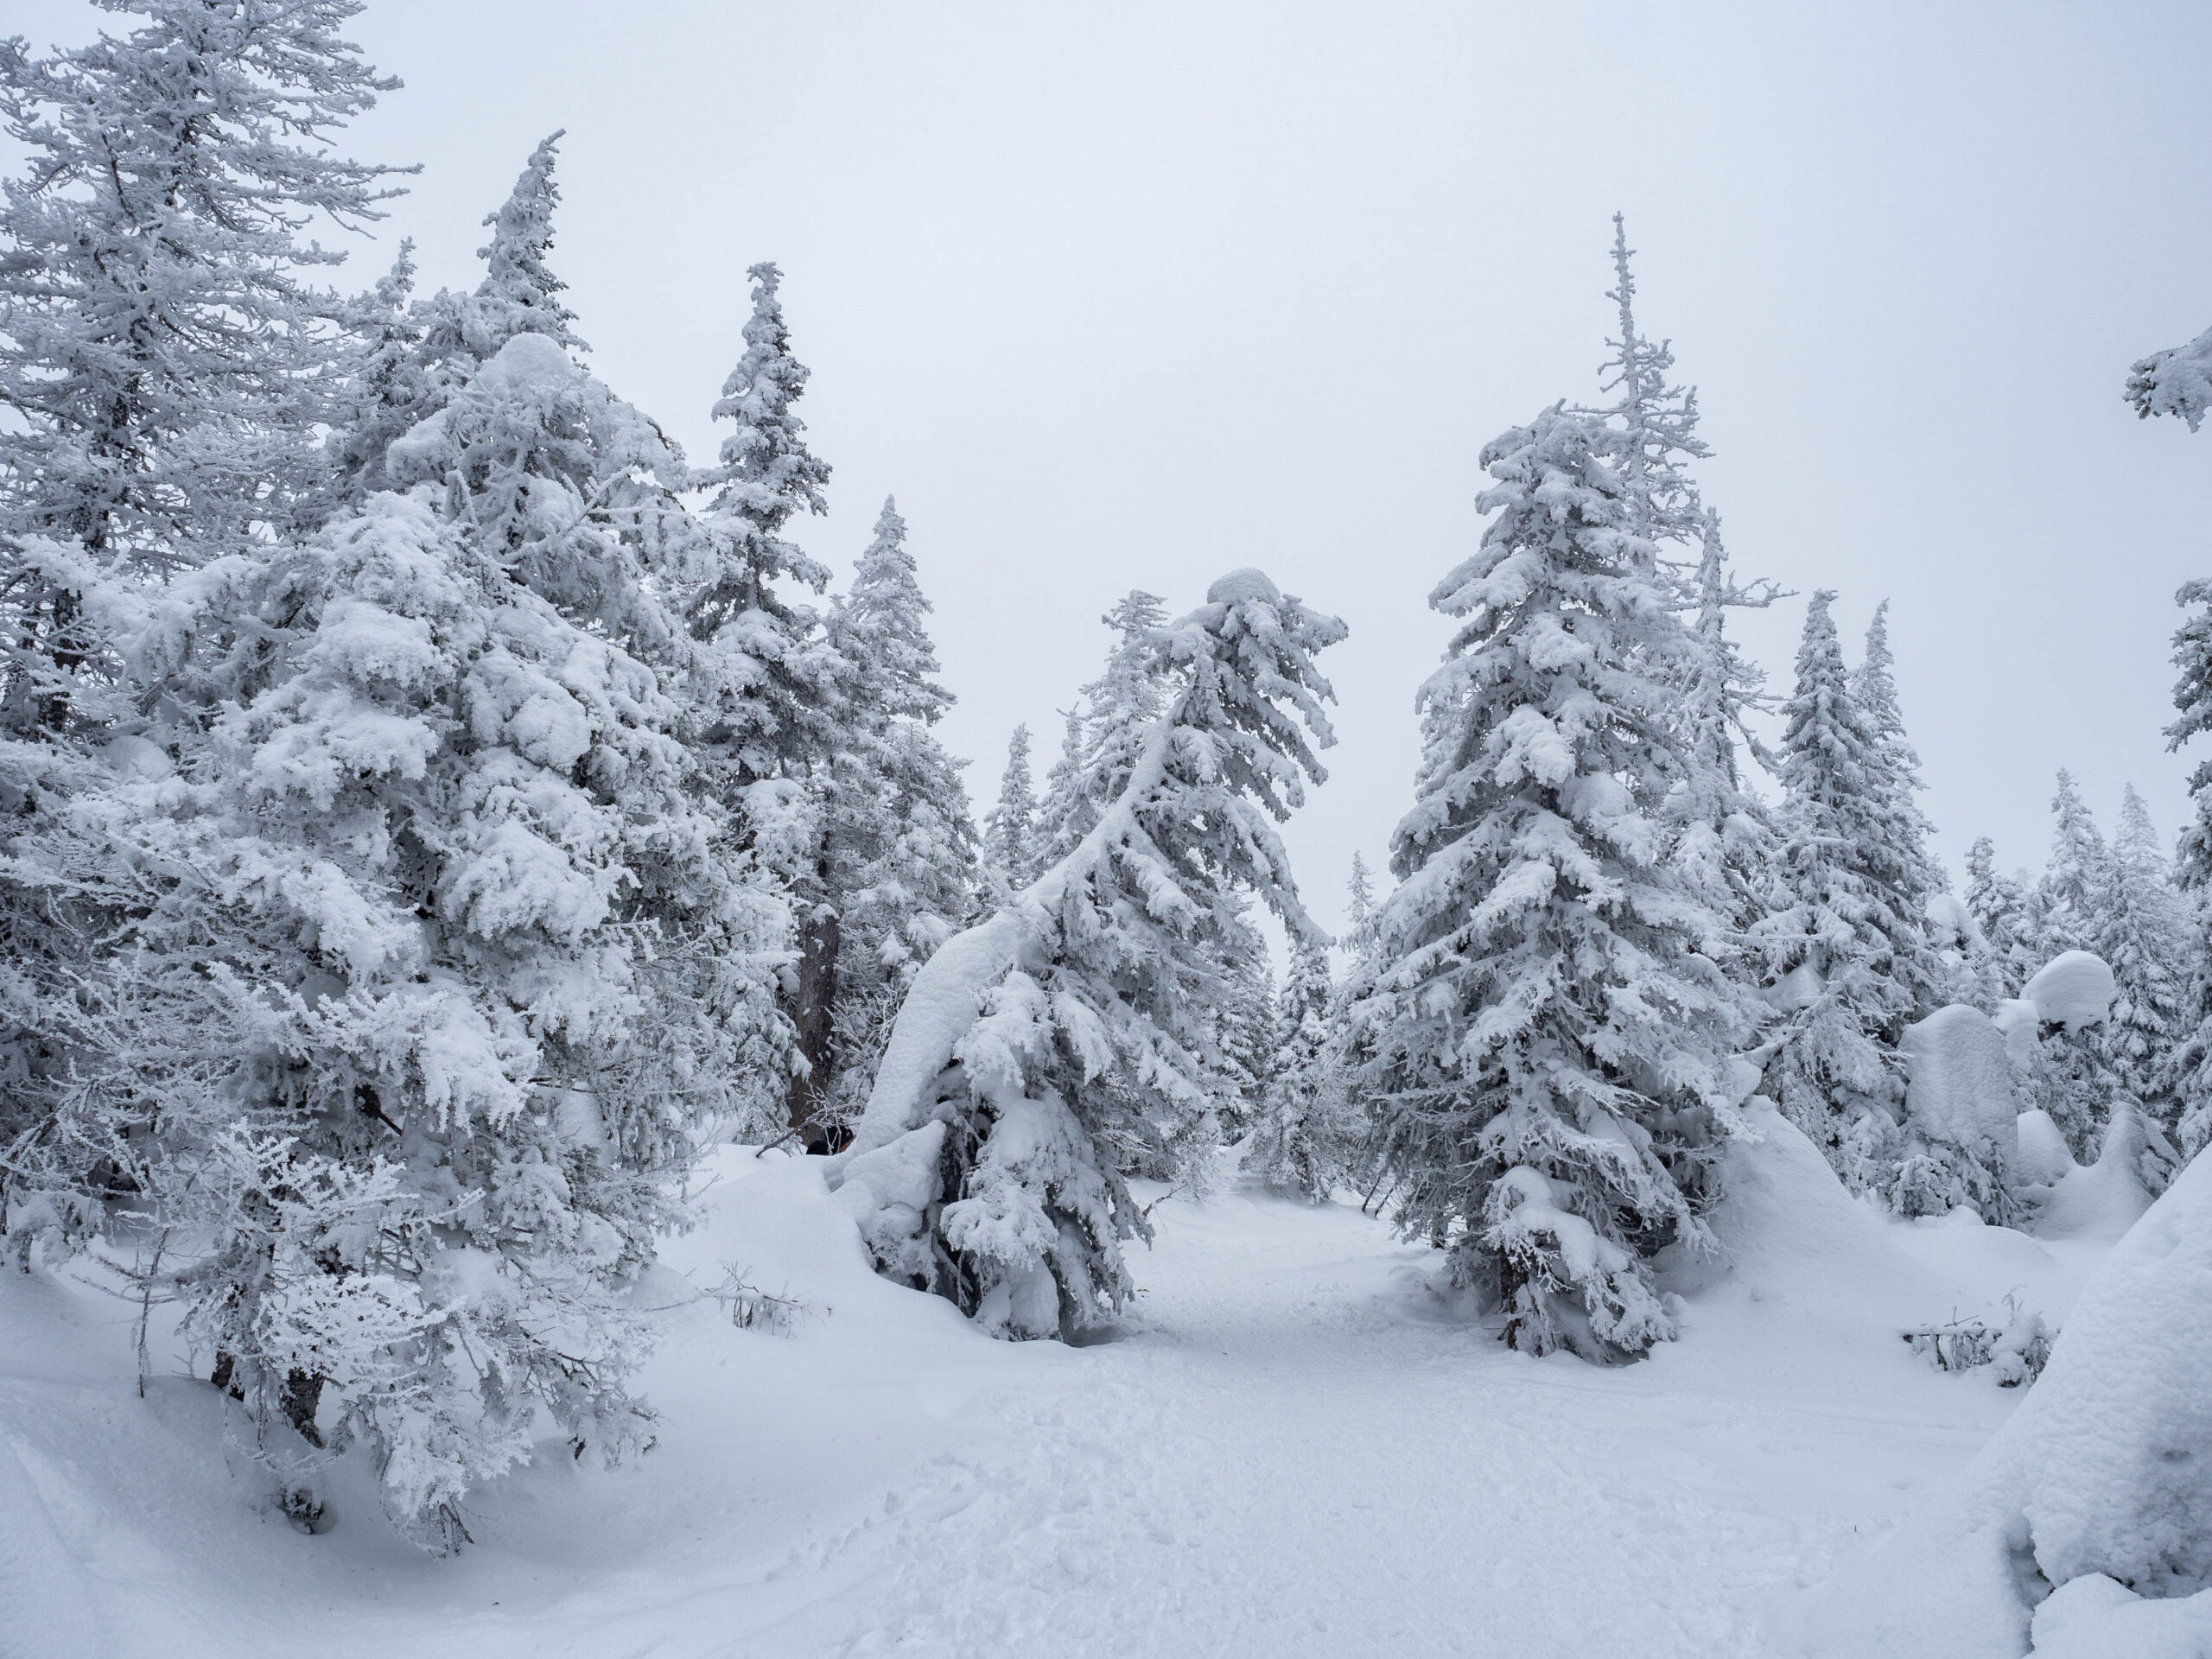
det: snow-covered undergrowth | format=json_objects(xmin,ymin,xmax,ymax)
[{"xmin": 0, "ymin": 1123, "xmax": 2133, "ymax": 1657}]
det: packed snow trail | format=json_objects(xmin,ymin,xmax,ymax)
[{"xmin": 0, "ymin": 1134, "xmax": 2107, "ymax": 1659}]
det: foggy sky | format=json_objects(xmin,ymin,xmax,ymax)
[{"xmin": 37, "ymin": 0, "xmax": 2212, "ymax": 933}]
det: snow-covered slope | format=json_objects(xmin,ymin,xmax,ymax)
[{"xmin": 0, "ymin": 1130, "xmax": 2121, "ymax": 1657}]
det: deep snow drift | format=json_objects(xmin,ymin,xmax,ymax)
[{"xmin": 0, "ymin": 1119, "xmax": 2147, "ymax": 1658}]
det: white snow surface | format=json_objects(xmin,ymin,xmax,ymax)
[
  {"xmin": 1904, "ymin": 1005, "xmax": 2021, "ymax": 1173},
  {"xmin": 2017, "ymin": 1109, "xmax": 2080, "ymax": 1190},
  {"xmin": 1795, "ymin": 1131, "xmax": 2212, "ymax": 1658},
  {"xmin": 0, "ymin": 1123, "xmax": 2127, "ymax": 1658},
  {"xmin": 2024, "ymin": 951, "xmax": 2118, "ymax": 1033}
]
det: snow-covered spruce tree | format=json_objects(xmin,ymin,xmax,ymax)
[
  {"xmin": 2038, "ymin": 769, "xmax": 2113, "ymax": 959},
  {"xmin": 834, "ymin": 569, "xmax": 1344, "ymax": 1339},
  {"xmin": 2097, "ymin": 786, "xmax": 2192, "ymax": 1184},
  {"xmin": 1354, "ymin": 406, "xmax": 1749, "ymax": 1361},
  {"xmin": 1033, "ymin": 590, "xmax": 1169, "ymax": 868},
  {"xmin": 132, "ymin": 334, "xmax": 786, "ymax": 1550},
  {"xmin": 327, "ymin": 132, "xmax": 585, "ymax": 512},
  {"xmin": 1850, "ymin": 602, "xmax": 1952, "ymax": 1004},
  {"xmin": 0, "ymin": 0, "xmax": 401, "ymax": 1253},
  {"xmin": 2165, "ymin": 576, "xmax": 2212, "ymax": 1160},
  {"xmin": 1754, "ymin": 592, "xmax": 1927, "ymax": 1194},
  {"xmin": 1664, "ymin": 512, "xmax": 1783, "ymax": 946},
  {"xmin": 678, "ymin": 261, "xmax": 837, "ymax": 1133},
  {"xmin": 982, "ymin": 722, "xmax": 1040, "ymax": 899},
  {"xmin": 817, "ymin": 498, "xmax": 978, "ymax": 1128},
  {"xmin": 1964, "ymin": 836, "xmax": 2037, "ymax": 999},
  {"xmin": 1249, "ymin": 935, "xmax": 1344, "ymax": 1200},
  {"xmin": 1211, "ymin": 903, "xmax": 1276, "ymax": 1141}
]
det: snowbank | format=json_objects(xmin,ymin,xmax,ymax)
[
  {"xmin": 2037, "ymin": 1106, "xmax": 2156, "ymax": 1242},
  {"xmin": 1794, "ymin": 1134, "xmax": 2212, "ymax": 1656},
  {"xmin": 2024, "ymin": 952, "xmax": 2116, "ymax": 1034}
]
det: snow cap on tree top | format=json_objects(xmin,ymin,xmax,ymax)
[{"xmin": 1206, "ymin": 568, "xmax": 1282, "ymax": 607}]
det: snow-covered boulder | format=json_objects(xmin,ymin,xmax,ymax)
[
  {"xmin": 2024, "ymin": 951, "xmax": 2117, "ymax": 1034},
  {"xmin": 1901, "ymin": 1006, "xmax": 2018, "ymax": 1179},
  {"xmin": 1793, "ymin": 1133, "xmax": 2212, "ymax": 1656}
]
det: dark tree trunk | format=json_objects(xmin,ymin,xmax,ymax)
[{"xmin": 785, "ymin": 904, "xmax": 842, "ymax": 1140}]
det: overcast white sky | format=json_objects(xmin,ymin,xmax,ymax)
[{"xmin": 46, "ymin": 0, "xmax": 2212, "ymax": 933}]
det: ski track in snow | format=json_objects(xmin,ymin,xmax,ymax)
[{"xmin": 0, "ymin": 1148, "xmax": 2090, "ymax": 1659}]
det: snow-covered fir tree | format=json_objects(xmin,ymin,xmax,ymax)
[
  {"xmin": 1964, "ymin": 836, "xmax": 2037, "ymax": 999},
  {"xmin": 818, "ymin": 498, "xmax": 977, "ymax": 1128},
  {"xmin": 0, "ymin": 0, "xmax": 402, "ymax": 1257},
  {"xmin": 1249, "ymin": 935, "xmax": 1344, "ymax": 1200},
  {"xmin": 2165, "ymin": 575, "xmax": 2212, "ymax": 1160},
  {"xmin": 1664, "ymin": 512, "xmax": 1783, "ymax": 946},
  {"xmin": 1354, "ymin": 405, "xmax": 1748, "ymax": 1361},
  {"xmin": 982, "ymin": 722, "xmax": 1040, "ymax": 899},
  {"xmin": 2099, "ymin": 785, "xmax": 2192, "ymax": 1179},
  {"xmin": 327, "ymin": 134, "xmax": 584, "ymax": 512},
  {"xmin": 1754, "ymin": 592, "xmax": 1926, "ymax": 1193},
  {"xmin": 130, "ymin": 334, "xmax": 783, "ymax": 1549},
  {"xmin": 680, "ymin": 260, "xmax": 838, "ymax": 1130},
  {"xmin": 1033, "ymin": 591, "xmax": 1169, "ymax": 867},
  {"xmin": 836, "ymin": 570, "xmax": 1344, "ymax": 1339},
  {"xmin": 2038, "ymin": 770, "xmax": 2113, "ymax": 960},
  {"xmin": 1211, "ymin": 906, "xmax": 1276, "ymax": 1140}
]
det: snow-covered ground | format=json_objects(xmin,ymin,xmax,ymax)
[{"xmin": 0, "ymin": 1120, "xmax": 2125, "ymax": 1659}]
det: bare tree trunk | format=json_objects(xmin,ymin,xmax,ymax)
[{"xmin": 785, "ymin": 904, "xmax": 841, "ymax": 1145}]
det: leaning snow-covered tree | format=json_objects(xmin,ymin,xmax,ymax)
[
  {"xmin": 832, "ymin": 570, "xmax": 1344, "ymax": 1339},
  {"xmin": 1354, "ymin": 405, "xmax": 1751, "ymax": 1363},
  {"xmin": 2127, "ymin": 319, "xmax": 2212, "ymax": 432},
  {"xmin": 124, "ymin": 335, "xmax": 786, "ymax": 1550}
]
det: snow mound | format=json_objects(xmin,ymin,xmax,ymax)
[
  {"xmin": 1795, "ymin": 1135, "xmax": 2212, "ymax": 1656},
  {"xmin": 2024, "ymin": 952, "xmax": 2116, "ymax": 1033},
  {"xmin": 2030, "ymin": 1574, "xmax": 2212, "ymax": 1657},
  {"xmin": 2017, "ymin": 1109, "xmax": 2080, "ymax": 1188},
  {"xmin": 1205, "ymin": 567, "xmax": 1281, "ymax": 607},
  {"xmin": 2038, "ymin": 1106, "xmax": 2156, "ymax": 1242},
  {"xmin": 1902, "ymin": 1005, "xmax": 2019, "ymax": 1175}
]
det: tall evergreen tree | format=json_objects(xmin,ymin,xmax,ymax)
[
  {"xmin": 1033, "ymin": 591, "xmax": 1168, "ymax": 867},
  {"xmin": 1754, "ymin": 593, "xmax": 1923, "ymax": 1192},
  {"xmin": 1665, "ymin": 512, "xmax": 1783, "ymax": 942},
  {"xmin": 326, "ymin": 133, "xmax": 582, "ymax": 510},
  {"xmin": 0, "ymin": 0, "xmax": 403, "ymax": 1256},
  {"xmin": 124, "ymin": 335, "xmax": 779, "ymax": 1549},
  {"xmin": 1249, "ymin": 935, "xmax": 1344, "ymax": 1200},
  {"xmin": 819, "ymin": 498, "xmax": 977, "ymax": 1126},
  {"xmin": 2039, "ymin": 770, "xmax": 2113, "ymax": 959},
  {"xmin": 680, "ymin": 261, "xmax": 837, "ymax": 1130},
  {"xmin": 2101, "ymin": 785, "xmax": 2192, "ymax": 1178},
  {"xmin": 1211, "ymin": 905, "xmax": 1276, "ymax": 1139},
  {"xmin": 1356, "ymin": 407, "xmax": 1746, "ymax": 1360},
  {"xmin": 1964, "ymin": 836, "xmax": 2037, "ymax": 998},
  {"xmin": 2164, "ymin": 579, "xmax": 2212, "ymax": 1160},
  {"xmin": 982, "ymin": 722, "xmax": 1040, "ymax": 896},
  {"xmin": 1849, "ymin": 601, "xmax": 1949, "ymax": 1006}
]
